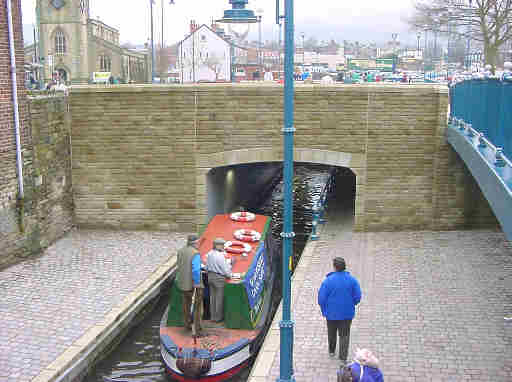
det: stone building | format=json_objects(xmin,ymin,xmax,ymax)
[{"xmin": 24, "ymin": 0, "xmax": 151, "ymax": 84}]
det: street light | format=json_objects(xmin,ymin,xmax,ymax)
[
  {"xmin": 301, "ymin": 32, "xmax": 305, "ymax": 70},
  {"xmin": 149, "ymin": 0, "xmax": 155, "ymax": 83},
  {"xmin": 256, "ymin": 8, "xmax": 263, "ymax": 81},
  {"xmin": 391, "ymin": 33, "xmax": 398, "ymax": 73},
  {"xmin": 216, "ymin": 0, "xmax": 259, "ymax": 83},
  {"xmin": 466, "ymin": 0, "xmax": 473, "ymax": 70}
]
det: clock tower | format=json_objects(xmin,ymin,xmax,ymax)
[{"xmin": 37, "ymin": 0, "xmax": 90, "ymax": 83}]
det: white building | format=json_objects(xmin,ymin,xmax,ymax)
[
  {"xmin": 178, "ymin": 24, "xmax": 235, "ymax": 83},
  {"xmin": 295, "ymin": 48, "xmax": 345, "ymax": 71}
]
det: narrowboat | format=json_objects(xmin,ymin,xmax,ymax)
[{"xmin": 160, "ymin": 211, "xmax": 279, "ymax": 381}]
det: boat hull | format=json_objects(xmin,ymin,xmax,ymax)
[
  {"xmin": 161, "ymin": 213, "xmax": 279, "ymax": 381},
  {"xmin": 161, "ymin": 340, "xmax": 252, "ymax": 381}
]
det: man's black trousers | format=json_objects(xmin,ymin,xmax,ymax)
[{"xmin": 326, "ymin": 319, "xmax": 352, "ymax": 360}]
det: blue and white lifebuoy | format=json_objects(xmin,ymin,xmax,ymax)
[
  {"xmin": 230, "ymin": 211, "xmax": 256, "ymax": 222},
  {"xmin": 234, "ymin": 229, "xmax": 261, "ymax": 242}
]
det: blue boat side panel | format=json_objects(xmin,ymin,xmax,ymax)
[{"xmin": 446, "ymin": 124, "xmax": 512, "ymax": 240}]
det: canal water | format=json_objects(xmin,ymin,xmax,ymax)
[{"xmin": 84, "ymin": 163, "xmax": 354, "ymax": 382}]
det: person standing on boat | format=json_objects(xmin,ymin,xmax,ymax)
[
  {"xmin": 318, "ymin": 257, "xmax": 362, "ymax": 363},
  {"xmin": 206, "ymin": 238, "xmax": 235, "ymax": 323},
  {"xmin": 176, "ymin": 234, "xmax": 203, "ymax": 333}
]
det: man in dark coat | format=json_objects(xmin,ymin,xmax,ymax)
[
  {"xmin": 176, "ymin": 234, "xmax": 203, "ymax": 333},
  {"xmin": 318, "ymin": 257, "xmax": 362, "ymax": 363}
]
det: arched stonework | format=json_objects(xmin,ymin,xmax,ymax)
[{"xmin": 195, "ymin": 148, "xmax": 367, "ymax": 233}]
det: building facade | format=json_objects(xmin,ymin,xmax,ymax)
[
  {"xmin": 178, "ymin": 22, "xmax": 255, "ymax": 83},
  {"xmin": 25, "ymin": 0, "xmax": 150, "ymax": 84},
  {"xmin": 178, "ymin": 23, "xmax": 232, "ymax": 83}
]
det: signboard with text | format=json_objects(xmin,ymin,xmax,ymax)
[
  {"xmin": 375, "ymin": 58, "xmax": 393, "ymax": 72},
  {"xmin": 92, "ymin": 72, "xmax": 111, "ymax": 83},
  {"xmin": 243, "ymin": 244, "xmax": 267, "ymax": 311}
]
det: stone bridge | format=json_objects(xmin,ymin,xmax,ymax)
[{"xmin": 70, "ymin": 84, "xmax": 498, "ymax": 233}]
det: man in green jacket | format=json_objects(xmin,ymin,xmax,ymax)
[{"xmin": 176, "ymin": 234, "xmax": 203, "ymax": 333}]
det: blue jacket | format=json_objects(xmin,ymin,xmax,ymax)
[
  {"xmin": 350, "ymin": 362, "xmax": 384, "ymax": 382},
  {"xmin": 317, "ymin": 271, "xmax": 361, "ymax": 320}
]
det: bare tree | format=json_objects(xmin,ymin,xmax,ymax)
[
  {"xmin": 408, "ymin": 0, "xmax": 512, "ymax": 72},
  {"xmin": 156, "ymin": 46, "xmax": 171, "ymax": 83},
  {"xmin": 201, "ymin": 52, "xmax": 223, "ymax": 81}
]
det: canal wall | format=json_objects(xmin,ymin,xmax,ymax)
[
  {"xmin": 69, "ymin": 84, "xmax": 499, "ymax": 234},
  {"xmin": 0, "ymin": 96, "xmax": 74, "ymax": 269}
]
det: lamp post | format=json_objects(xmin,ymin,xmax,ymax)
[
  {"xmin": 278, "ymin": 0, "xmax": 295, "ymax": 380},
  {"xmin": 466, "ymin": 0, "xmax": 473, "ymax": 70},
  {"xmin": 217, "ymin": 0, "xmax": 258, "ymax": 83},
  {"xmin": 150, "ymin": 0, "xmax": 155, "ymax": 83},
  {"xmin": 423, "ymin": 26, "xmax": 428, "ymax": 81},
  {"xmin": 301, "ymin": 32, "xmax": 305, "ymax": 71},
  {"xmin": 391, "ymin": 33, "xmax": 398, "ymax": 73},
  {"xmin": 256, "ymin": 10, "xmax": 263, "ymax": 80}
]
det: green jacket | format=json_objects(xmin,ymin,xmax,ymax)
[{"xmin": 176, "ymin": 245, "xmax": 202, "ymax": 291}]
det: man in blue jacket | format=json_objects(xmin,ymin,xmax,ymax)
[{"xmin": 318, "ymin": 257, "xmax": 362, "ymax": 362}]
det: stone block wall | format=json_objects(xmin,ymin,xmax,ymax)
[
  {"xmin": 0, "ymin": 96, "xmax": 74, "ymax": 269},
  {"xmin": 70, "ymin": 86, "xmax": 197, "ymax": 232},
  {"xmin": 69, "ymin": 84, "xmax": 499, "ymax": 234}
]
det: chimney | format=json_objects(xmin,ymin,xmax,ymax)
[{"xmin": 190, "ymin": 20, "xmax": 198, "ymax": 33}]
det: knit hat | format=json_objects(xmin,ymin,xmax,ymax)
[
  {"xmin": 354, "ymin": 348, "xmax": 380, "ymax": 368},
  {"xmin": 213, "ymin": 237, "xmax": 226, "ymax": 245},
  {"xmin": 333, "ymin": 257, "xmax": 346, "ymax": 270}
]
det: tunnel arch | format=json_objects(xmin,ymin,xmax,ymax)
[{"xmin": 195, "ymin": 148, "xmax": 366, "ymax": 232}]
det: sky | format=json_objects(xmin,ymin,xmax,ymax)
[{"xmin": 21, "ymin": 0, "xmax": 417, "ymax": 46}]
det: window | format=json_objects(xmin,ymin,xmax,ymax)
[
  {"xmin": 55, "ymin": 30, "xmax": 66, "ymax": 54},
  {"xmin": 100, "ymin": 55, "xmax": 111, "ymax": 71}
]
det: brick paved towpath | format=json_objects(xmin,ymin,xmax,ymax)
[
  {"xmin": 0, "ymin": 229, "xmax": 188, "ymax": 382},
  {"xmin": 249, "ymin": 200, "xmax": 512, "ymax": 382}
]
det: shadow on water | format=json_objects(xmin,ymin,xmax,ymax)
[{"xmin": 84, "ymin": 163, "xmax": 354, "ymax": 382}]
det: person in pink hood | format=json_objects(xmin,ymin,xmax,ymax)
[{"xmin": 338, "ymin": 348, "xmax": 384, "ymax": 382}]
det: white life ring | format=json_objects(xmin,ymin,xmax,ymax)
[
  {"xmin": 234, "ymin": 229, "xmax": 261, "ymax": 242},
  {"xmin": 230, "ymin": 211, "xmax": 256, "ymax": 222},
  {"xmin": 224, "ymin": 240, "xmax": 252, "ymax": 254}
]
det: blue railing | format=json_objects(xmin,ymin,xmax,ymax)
[{"xmin": 450, "ymin": 78, "xmax": 512, "ymax": 160}]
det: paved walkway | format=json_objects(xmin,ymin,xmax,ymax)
[
  {"xmin": 249, "ymin": 201, "xmax": 512, "ymax": 382},
  {"xmin": 2, "ymin": 215, "xmax": 511, "ymax": 382},
  {"xmin": 0, "ymin": 229, "xmax": 188, "ymax": 382}
]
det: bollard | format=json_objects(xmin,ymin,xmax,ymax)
[
  {"xmin": 495, "ymin": 148, "xmax": 506, "ymax": 167},
  {"xmin": 467, "ymin": 123, "xmax": 474, "ymax": 137},
  {"xmin": 478, "ymin": 132, "xmax": 486, "ymax": 148}
]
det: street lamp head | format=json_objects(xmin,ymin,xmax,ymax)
[{"xmin": 217, "ymin": 0, "xmax": 259, "ymax": 24}]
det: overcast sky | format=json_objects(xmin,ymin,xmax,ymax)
[{"xmin": 21, "ymin": 0, "xmax": 417, "ymax": 46}]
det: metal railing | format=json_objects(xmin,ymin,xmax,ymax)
[
  {"xmin": 449, "ymin": 78, "xmax": 512, "ymax": 161},
  {"xmin": 449, "ymin": 116, "xmax": 512, "ymax": 169}
]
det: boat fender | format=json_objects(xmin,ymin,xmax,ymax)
[
  {"xmin": 234, "ymin": 229, "xmax": 261, "ymax": 242},
  {"xmin": 224, "ymin": 240, "xmax": 252, "ymax": 254},
  {"xmin": 230, "ymin": 211, "xmax": 256, "ymax": 222}
]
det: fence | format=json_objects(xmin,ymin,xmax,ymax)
[{"xmin": 450, "ymin": 78, "xmax": 512, "ymax": 160}]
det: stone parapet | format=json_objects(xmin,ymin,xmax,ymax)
[{"xmin": 68, "ymin": 84, "xmax": 499, "ymax": 233}]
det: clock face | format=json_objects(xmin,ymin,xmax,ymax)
[{"xmin": 51, "ymin": 0, "xmax": 65, "ymax": 10}]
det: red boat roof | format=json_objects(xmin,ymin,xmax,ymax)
[{"xmin": 198, "ymin": 213, "xmax": 270, "ymax": 284}]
